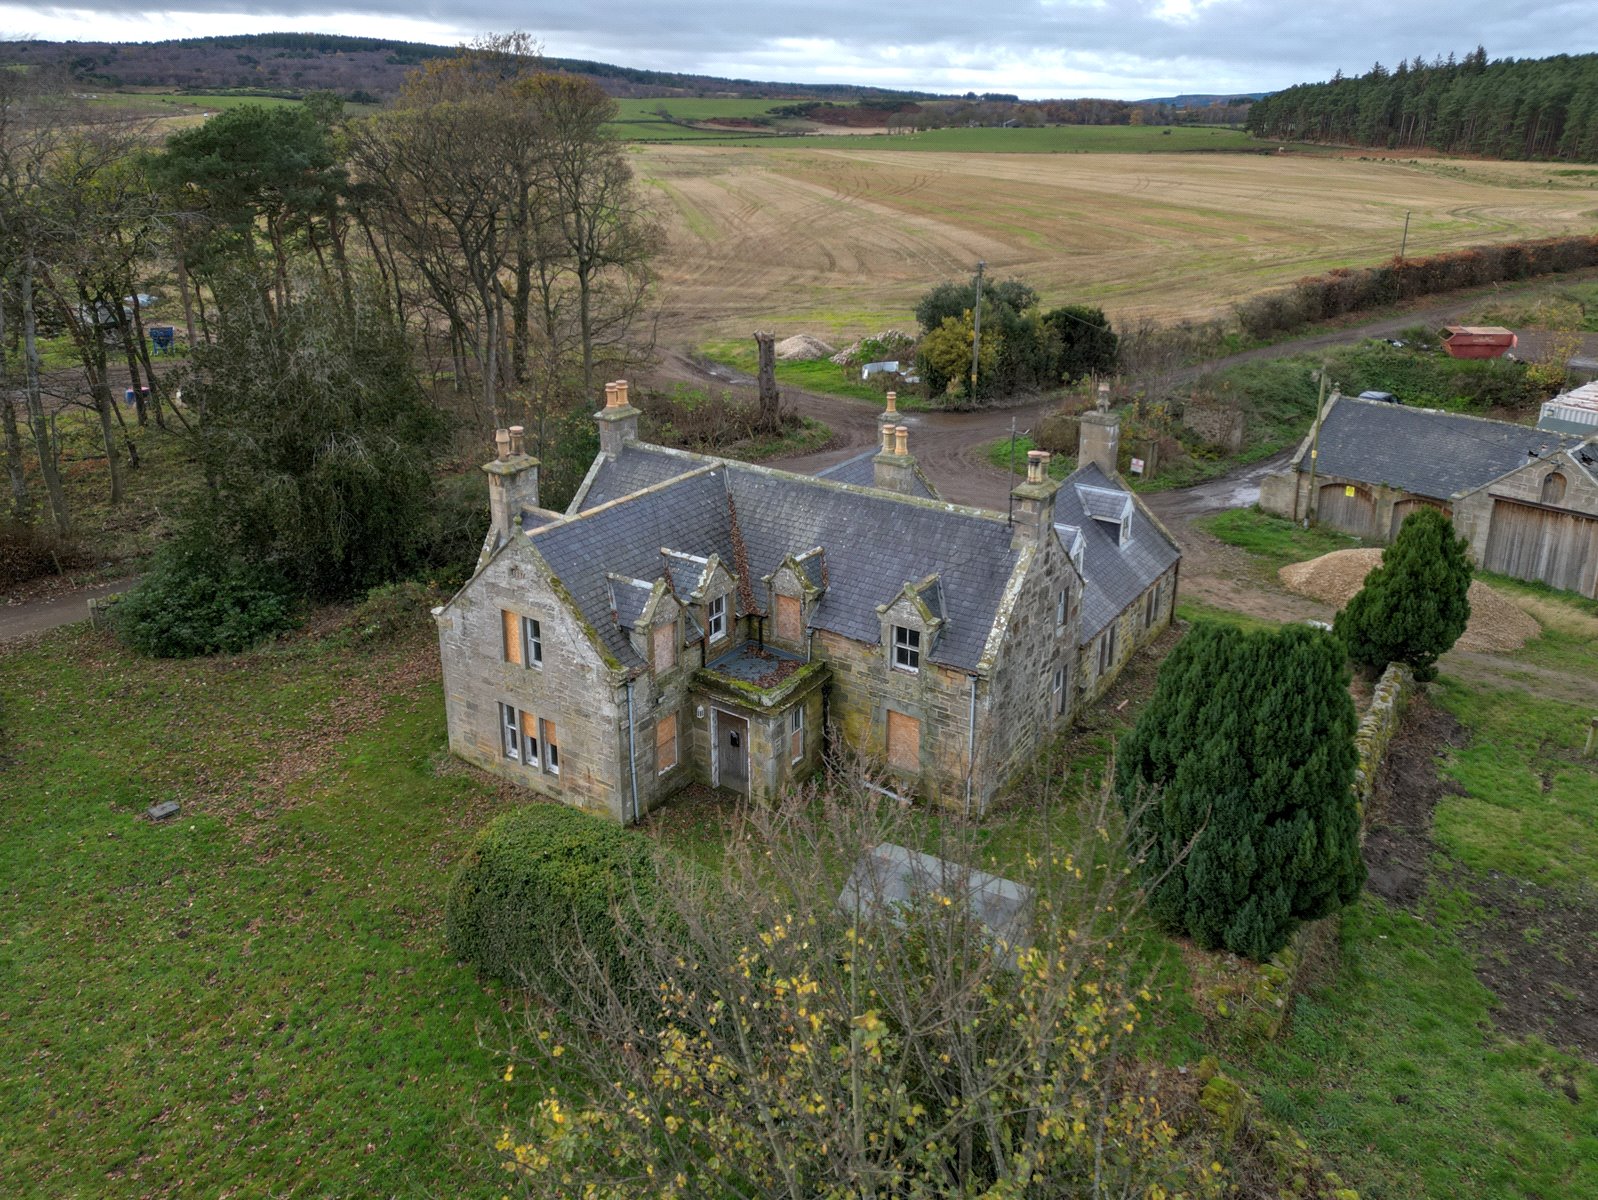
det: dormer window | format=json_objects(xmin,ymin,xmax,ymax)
[
  {"xmin": 892, "ymin": 624, "xmax": 921, "ymax": 672},
  {"xmin": 708, "ymin": 594, "xmax": 727, "ymax": 642}
]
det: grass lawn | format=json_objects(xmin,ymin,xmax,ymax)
[
  {"xmin": 704, "ymin": 125, "xmax": 1259, "ymax": 154},
  {"xmin": 1217, "ymin": 578, "xmax": 1598, "ymax": 1199},
  {"xmin": 0, "ymin": 624, "xmax": 519, "ymax": 1196}
]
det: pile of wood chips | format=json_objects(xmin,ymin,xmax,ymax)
[{"xmin": 1278, "ymin": 548, "xmax": 1540, "ymax": 653}]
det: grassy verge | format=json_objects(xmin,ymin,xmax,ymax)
[
  {"xmin": 697, "ymin": 340, "xmax": 894, "ymax": 405},
  {"xmin": 982, "ymin": 434, "xmax": 1074, "ymax": 479},
  {"xmin": 721, "ymin": 416, "xmax": 834, "ymax": 462},
  {"xmin": 1194, "ymin": 507, "xmax": 1367, "ymax": 571}
]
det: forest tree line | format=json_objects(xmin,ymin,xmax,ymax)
[{"xmin": 1247, "ymin": 48, "xmax": 1598, "ymax": 160}]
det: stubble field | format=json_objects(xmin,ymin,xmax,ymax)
[{"xmin": 633, "ymin": 142, "xmax": 1598, "ymax": 343}]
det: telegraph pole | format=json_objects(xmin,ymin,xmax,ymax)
[
  {"xmin": 1399, "ymin": 210, "xmax": 1412, "ymax": 260},
  {"xmin": 969, "ymin": 260, "xmax": 985, "ymax": 399}
]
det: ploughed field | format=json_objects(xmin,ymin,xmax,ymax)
[{"xmin": 634, "ymin": 143, "xmax": 1598, "ymax": 342}]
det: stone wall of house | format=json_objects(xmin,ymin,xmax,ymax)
[
  {"xmin": 1257, "ymin": 470, "xmax": 1300, "ymax": 521},
  {"xmin": 436, "ymin": 540, "xmax": 627, "ymax": 820},
  {"xmin": 1077, "ymin": 564, "xmax": 1178, "ymax": 706},
  {"xmin": 976, "ymin": 538, "xmax": 1086, "ymax": 813},
  {"xmin": 817, "ymin": 628, "xmax": 975, "ymax": 809}
]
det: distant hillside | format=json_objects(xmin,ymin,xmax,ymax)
[
  {"xmin": 0, "ymin": 33, "xmax": 934, "ymax": 102},
  {"xmin": 1247, "ymin": 48, "xmax": 1598, "ymax": 160},
  {"xmin": 1135, "ymin": 92, "xmax": 1269, "ymax": 108}
]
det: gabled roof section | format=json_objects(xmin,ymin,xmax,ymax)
[
  {"xmin": 726, "ymin": 468, "xmax": 1015, "ymax": 670},
  {"xmin": 531, "ymin": 468, "xmax": 736, "ymax": 671},
  {"xmin": 815, "ymin": 447, "xmax": 941, "ymax": 500},
  {"xmin": 606, "ymin": 574, "xmax": 654, "ymax": 631},
  {"xmin": 660, "ymin": 548, "xmax": 712, "ymax": 601},
  {"xmin": 571, "ymin": 443, "xmax": 704, "ymax": 513},
  {"xmin": 1296, "ymin": 395, "xmax": 1587, "ymax": 500},
  {"xmin": 1054, "ymin": 463, "xmax": 1180, "ymax": 642}
]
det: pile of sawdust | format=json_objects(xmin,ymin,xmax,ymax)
[
  {"xmin": 775, "ymin": 334, "xmax": 835, "ymax": 362},
  {"xmin": 1278, "ymin": 548, "xmax": 1540, "ymax": 653}
]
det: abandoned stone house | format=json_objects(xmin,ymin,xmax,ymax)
[
  {"xmin": 1260, "ymin": 392, "xmax": 1598, "ymax": 599},
  {"xmin": 435, "ymin": 383, "xmax": 1180, "ymax": 824}
]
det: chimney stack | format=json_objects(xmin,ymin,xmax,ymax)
[
  {"xmin": 1010, "ymin": 449, "xmax": 1061, "ymax": 549},
  {"xmin": 1077, "ymin": 383, "xmax": 1121, "ymax": 477},
  {"xmin": 484, "ymin": 425, "xmax": 540, "ymax": 551},
  {"xmin": 873, "ymin": 421, "xmax": 919, "ymax": 495},
  {"xmin": 595, "ymin": 378, "xmax": 640, "ymax": 459}
]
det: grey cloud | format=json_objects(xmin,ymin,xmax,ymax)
[{"xmin": 14, "ymin": 0, "xmax": 1587, "ymax": 96}]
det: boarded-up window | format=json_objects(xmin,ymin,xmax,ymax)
[
  {"xmin": 656, "ymin": 713, "xmax": 678, "ymax": 774},
  {"xmin": 776, "ymin": 593, "xmax": 802, "ymax": 642},
  {"xmin": 501, "ymin": 609, "xmax": 522, "ymax": 665},
  {"xmin": 653, "ymin": 621, "xmax": 677, "ymax": 672},
  {"xmin": 1542, "ymin": 472, "xmax": 1567, "ymax": 505},
  {"xmin": 886, "ymin": 710, "xmax": 921, "ymax": 773}
]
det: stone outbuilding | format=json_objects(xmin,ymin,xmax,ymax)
[
  {"xmin": 435, "ymin": 382, "xmax": 1180, "ymax": 824},
  {"xmin": 1260, "ymin": 392, "xmax": 1598, "ymax": 597}
]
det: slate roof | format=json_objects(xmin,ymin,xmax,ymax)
[
  {"xmin": 1299, "ymin": 396, "xmax": 1587, "ymax": 500},
  {"xmin": 527, "ymin": 460, "xmax": 1018, "ymax": 673},
  {"xmin": 1053, "ymin": 463, "xmax": 1181, "ymax": 642},
  {"xmin": 661, "ymin": 549, "xmax": 711, "ymax": 600},
  {"xmin": 607, "ymin": 576, "xmax": 652, "ymax": 631},
  {"xmin": 575, "ymin": 444, "xmax": 701, "ymax": 512},
  {"xmin": 815, "ymin": 448, "xmax": 939, "ymax": 499}
]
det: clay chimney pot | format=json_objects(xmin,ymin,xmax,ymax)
[
  {"xmin": 1027, "ymin": 448, "xmax": 1047, "ymax": 483},
  {"xmin": 885, "ymin": 391, "xmax": 897, "ymax": 414},
  {"xmin": 881, "ymin": 424, "xmax": 895, "ymax": 453},
  {"xmin": 494, "ymin": 428, "xmax": 511, "ymax": 461},
  {"xmin": 894, "ymin": 424, "xmax": 909, "ymax": 456},
  {"xmin": 508, "ymin": 424, "xmax": 525, "ymax": 455},
  {"xmin": 616, "ymin": 379, "xmax": 630, "ymax": 407},
  {"xmin": 604, "ymin": 382, "xmax": 620, "ymax": 409}
]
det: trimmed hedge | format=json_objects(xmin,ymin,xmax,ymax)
[
  {"xmin": 444, "ymin": 803, "xmax": 663, "ymax": 1001},
  {"xmin": 1236, "ymin": 234, "xmax": 1598, "ymax": 339}
]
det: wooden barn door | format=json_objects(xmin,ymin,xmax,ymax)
[
  {"xmin": 1390, "ymin": 498, "xmax": 1451, "ymax": 541},
  {"xmin": 1484, "ymin": 499, "xmax": 1598, "ymax": 598},
  {"xmin": 1317, "ymin": 483, "xmax": 1376, "ymax": 538}
]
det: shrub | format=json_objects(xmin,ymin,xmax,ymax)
[
  {"xmin": 444, "ymin": 803, "xmax": 664, "ymax": 1002},
  {"xmin": 346, "ymin": 580, "xmax": 436, "ymax": 644},
  {"xmin": 1334, "ymin": 508, "xmax": 1472, "ymax": 682},
  {"xmin": 1116, "ymin": 622, "xmax": 1362, "ymax": 961},
  {"xmin": 110, "ymin": 537, "xmax": 298, "ymax": 658},
  {"xmin": 0, "ymin": 520, "xmax": 79, "ymax": 589},
  {"xmin": 1042, "ymin": 304, "xmax": 1118, "ymax": 382}
]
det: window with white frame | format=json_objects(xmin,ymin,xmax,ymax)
[
  {"xmin": 500, "ymin": 702, "xmax": 521, "ymax": 760},
  {"xmin": 522, "ymin": 615, "xmax": 543, "ymax": 666},
  {"xmin": 1097, "ymin": 625, "xmax": 1118, "ymax": 675},
  {"xmin": 1056, "ymin": 587, "xmax": 1068, "ymax": 628},
  {"xmin": 541, "ymin": 718, "xmax": 560, "ymax": 775},
  {"xmin": 707, "ymin": 594, "xmax": 727, "ymax": 642},
  {"xmin": 789, "ymin": 706, "xmax": 804, "ymax": 764},
  {"xmin": 498, "ymin": 703, "xmax": 543, "ymax": 768},
  {"xmin": 1052, "ymin": 666, "xmax": 1066, "ymax": 716},
  {"xmin": 892, "ymin": 624, "xmax": 921, "ymax": 672}
]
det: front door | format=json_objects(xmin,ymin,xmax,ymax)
[{"xmin": 715, "ymin": 710, "xmax": 749, "ymax": 794}]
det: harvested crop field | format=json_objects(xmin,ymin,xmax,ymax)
[
  {"xmin": 1278, "ymin": 548, "xmax": 1540, "ymax": 652},
  {"xmin": 635, "ymin": 144, "xmax": 1598, "ymax": 342}
]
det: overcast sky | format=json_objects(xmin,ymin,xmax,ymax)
[{"xmin": 0, "ymin": 2, "xmax": 1583, "ymax": 99}]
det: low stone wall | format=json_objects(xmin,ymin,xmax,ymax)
[{"xmin": 1210, "ymin": 661, "xmax": 1417, "ymax": 1040}]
